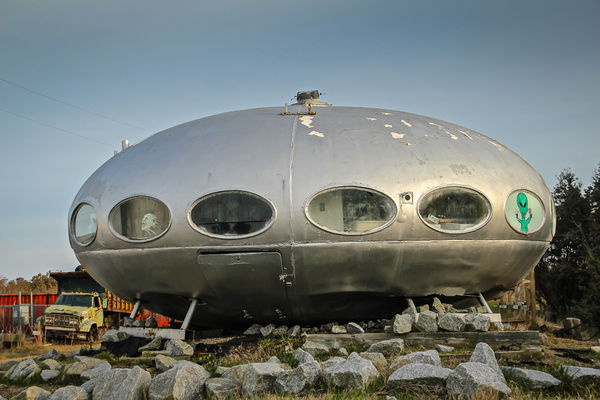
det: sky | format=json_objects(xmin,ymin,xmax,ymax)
[{"xmin": 1, "ymin": 0, "xmax": 599, "ymax": 280}]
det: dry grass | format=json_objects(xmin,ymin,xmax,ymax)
[{"xmin": 0, "ymin": 343, "xmax": 82, "ymax": 363}]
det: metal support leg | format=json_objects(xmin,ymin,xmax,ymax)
[
  {"xmin": 406, "ymin": 298, "xmax": 417, "ymax": 314},
  {"xmin": 181, "ymin": 299, "xmax": 198, "ymax": 331},
  {"xmin": 478, "ymin": 292, "xmax": 493, "ymax": 314},
  {"xmin": 130, "ymin": 300, "xmax": 141, "ymax": 319}
]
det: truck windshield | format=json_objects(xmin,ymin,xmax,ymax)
[{"xmin": 55, "ymin": 294, "xmax": 92, "ymax": 307}]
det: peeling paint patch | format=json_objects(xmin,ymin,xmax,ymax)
[
  {"xmin": 366, "ymin": 117, "xmax": 377, "ymax": 121},
  {"xmin": 299, "ymin": 115, "xmax": 314, "ymax": 128},
  {"xmin": 381, "ymin": 112, "xmax": 393, "ymax": 115},
  {"xmin": 308, "ymin": 130, "xmax": 324, "ymax": 138},
  {"xmin": 458, "ymin": 129, "xmax": 473, "ymax": 140},
  {"xmin": 450, "ymin": 164, "xmax": 472, "ymax": 175},
  {"xmin": 390, "ymin": 132, "xmax": 405, "ymax": 139},
  {"xmin": 384, "ymin": 124, "xmax": 393, "ymax": 128},
  {"xmin": 445, "ymin": 130, "xmax": 458, "ymax": 140},
  {"xmin": 428, "ymin": 122, "xmax": 443, "ymax": 128},
  {"xmin": 401, "ymin": 120, "xmax": 412, "ymax": 127},
  {"xmin": 488, "ymin": 140, "xmax": 505, "ymax": 151},
  {"xmin": 399, "ymin": 142, "xmax": 410, "ymax": 146}
]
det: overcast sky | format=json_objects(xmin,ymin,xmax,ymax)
[{"xmin": 1, "ymin": 0, "xmax": 599, "ymax": 280}]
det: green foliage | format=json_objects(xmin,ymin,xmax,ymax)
[
  {"xmin": 536, "ymin": 164, "xmax": 600, "ymax": 327},
  {"xmin": 0, "ymin": 271, "xmax": 57, "ymax": 294}
]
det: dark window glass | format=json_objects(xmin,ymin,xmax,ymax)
[
  {"xmin": 73, "ymin": 204, "xmax": 96, "ymax": 245},
  {"xmin": 419, "ymin": 187, "xmax": 490, "ymax": 232},
  {"xmin": 189, "ymin": 191, "xmax": 274, "ymax": 237},
  {"xmin": 55, "ymin": 294, "xmax": 92, "ymax": 307},
  {"xmin": 307, "ymin": 187, "xmax": 396, "ymax": 234}
]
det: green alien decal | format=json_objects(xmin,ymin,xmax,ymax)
[{"xmin": 515, "ymin": 192, "xmax": 532, "ymax": 232}]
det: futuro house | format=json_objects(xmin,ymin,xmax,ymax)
[{"xmin": 69, "ymin": 92, "xmax": 555, "ymax": 328}]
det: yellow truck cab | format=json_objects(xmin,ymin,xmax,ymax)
[{"xmin": 43, "ymin": 292, "xmax": 103, "ymax": 340}]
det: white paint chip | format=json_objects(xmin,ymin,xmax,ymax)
[
  {"xmin": 366, "ymin": 117, "xmax": 377, "ymax": 121},
  {"xmin": 308, "ymin": 130, "xmax": 324, "ymax": 138},
  {"xmin": 381, "ymin": 112, "xmax": 393, "ymax": 115},
  {"xmin": 401, "ymin": 120, "xmax": 412, "ymax": 127},
  {"xmin": 458, "ymin": 129, "xmax": 473, "ymax": 140},
  {"xmin": 445, "ymin": 130, "xmax": 458, "ymax": 140},
  {"xmin": 428, "ymin": 122, "xmax": 443, "ymax": 128},
  {"xmin": 299, "ymin": 115, "xmax": 314, "ymax": 128},
  {"xmin": 384, "ymin": 124, "xmax": 393, "ymax": 128},
  {"xmin": 489, "ymin": 140, "xmax": 505, "ymax": 151},
  {"xmin": 390, "ymin": 132, "xmax": 405, "ymax": 139}
]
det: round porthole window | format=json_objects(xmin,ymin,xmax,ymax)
[
  {"xmin": 72, "ymin": 203, "xmax": 97, "ymax": 245},
  {"xmin": 305, "ymin": 187, "xmax": 396, "ymax": 235},
  {"xmin": 505, "ymin": 190, "xmax": 545, "ymax": 234},
  {"xmin": 188, "ymin": 191, "xmax": 275, "ymax": 238},
  {"xmin": 109, "ymin": 196, "xmax": 171, "ymax": 242},
  {"xmin": 418, "ymin": 186, "xmax": 491, "ymax": 233}
]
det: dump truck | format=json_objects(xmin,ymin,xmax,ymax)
[{"xmin": 42, "ymin": 269, "xmax": 169, "ymax": 340}]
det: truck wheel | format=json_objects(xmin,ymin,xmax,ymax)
[{"xmin": 88, "ymin": 326, "xmax": 98, "ymax": 342}]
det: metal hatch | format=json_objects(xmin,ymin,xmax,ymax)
[{"xmin": 197, "ymin": 251, "xmax": 290, "ymax": 321}]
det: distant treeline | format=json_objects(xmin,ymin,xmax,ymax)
[
  {"xmin": 0, "ymin": 272, "xmax": 57, "ymax": 294},
  {"xmin": 536, "ymin": 163, "xmax": 600, "ymax": 327}
]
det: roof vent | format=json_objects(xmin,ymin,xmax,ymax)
[{"xmin": 293, "ymin": 90, "xmax": 330, "ymax": 106}]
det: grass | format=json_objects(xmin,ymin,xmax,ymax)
[{"xmin": 0, "ymin": 343, "xmax": 82, "ymax": 363}]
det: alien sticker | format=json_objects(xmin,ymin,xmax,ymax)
[
  {"xmin": 141, "ymin": 213, "xmax": 160, "ymax": 237},
  {"xmin": 515, "ymin": 192, "xmax": 532, "ymax": 232}
]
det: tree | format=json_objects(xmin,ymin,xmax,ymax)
[{"xmin": 536, "ymin": 165, "xmax": 600, "ymax": 327}]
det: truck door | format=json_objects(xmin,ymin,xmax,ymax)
[{"xmin": 93, "ymin": 296, "xmax": 104, "ymax": 327}]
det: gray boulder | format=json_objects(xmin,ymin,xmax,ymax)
[
  {"xmin": 64, "ymin": 362, "xmax": 88, "ymax": 378},
  {"xmin": 222, "ymin": 364, "xmax": 253, "ymax": 382},
  {"xmin": 12, "ymin": 386, "xmax": 50, "ymax": 400},
  {"xmin": 501, "ymin": 366, "xmax": 561, "ymax": 389},
  {"xmin": 205, "ymin": 377, "xmax": 241, "ymax": 399},
  {"xmin": 338, "ymin": 347, "xmax": 349, "ymax": 356},
  {"xmin": 36, "ymin": 349, "xmax": 59, "ymax": 361},
  {"xmin": 465, "ymin": 313, "xmax": 491, "ymax": 332},
  {"xmin": 287, "ymin": 325, "xmax": 302, "ymax": 337},
  {"xmin": 40, "ymin": 359, "xmax": 61, "ymax": 371},
  {"xmin": 122, "ymin": 317, "xmax": 134, "ymax": 327},
  {"xmin": 402, "ymin": 306, "xmax": 418, "ymax": 324},
  {"xmin": 414, "ymin": 310, "xmax": 438, "ymax": 332},
  {"xmin": 323, "ymin": 352, "xmax": 380, "ymax": 389},
  {"xmin": 469, "ymin": 342, "xmax": 505, "ymax": 383},
  {"xmin": 132, "ymin": 319, "xmax": 144, "ymax": 327},
  {"xmin": 241, "ymin": 362, "xmax": 284, "ymax": 396},
  {"xmin": 260, "ymin": 323, "xmax": 276, "ymax": 337},
  {"xmin": 0, "ymin": 359, "xmax": 18, "ymax": 370},
  {"xmin": 446, "ymin": 362, "xmax": 511, "ymax": 398},
  {"xmin": 155, "ymin": 354, "xmax": 177, "ymax": 372},
  {"xmin": 387, "ymin": 362, "xmax": 451, "ymax": 389},
  {"xmin": 48, "ymin": 386, "xmax": 88, "ymax": 400},
  {"xmin": 358, "ymin": 352, "xmax": 387, "ymax": 372},
  {"xmin": 389, "ymin": 350, "xmax": 441, "ymax": 372},
  {"xmin": 267, "ymin": 356, "xmax": 281, "ymax": 364},
  {"xmin": 74, "ymin": 356, "xmax": 108, "ymax": 370},
  {"xmin": 148, "ymin": 361, "xmax": 210, "ymax": 400},
  {"xmin": 101, "ymin": 329, "xmax": 130, "ymax": 343},
  {"xmin": 272, "ymin": 325, "xmax": 289, "ymax": 337},
  {"xmin": 145, "ymin": 316, "xmax": 158, "ymax": 328},
  {"xmin": 302, "ymin": 340, "xmax": 329, "ymax": 356},
  {"xmin": 243, "ymin": 323, "xmax": 262, "ymax": 335},
  {"xmin": 5, "ymin": 359, "xmax": 40, "ymax": 381},
  {"xmin": 294, "ymin": 347, "xmax": 316, "ymax": 364},
  {"xmin": 392, "ymin": 314, "xmax": 412, "ymax": 334},
  {"xmin": 438, "ymin": 313, "xmax": 466, "ymax": 332},
  {"xmin": 92, "ymin": 366, "xmax": 151, "ymax": 400},
  {"xmin": 166, "ymin": 339, "xmax": 194, "ymax": 356},
  {"xmin": 366, "ymin": 338, "xmax": 404, "ymax": 357},
  {"xmin": 138, "ymin": 336, "xmax": 162, "ymax": 353},
  {"xmin": 319, "ymin": 356, "xmax": 346, "ymax": 371},
  {"xmin": 564, "ymin": 365, "xmax": 600, "ymax": 379},
  {"xmin": 331, "ymin": 324, "xmax": 347, "ymax": 334},
  {"xmin": 215, "ymin": 366, "xmax": 230, "ymax": 376},
  {"xmin": 432, "ymin": 297, "xmax": 446, "ymax": 313},
  {"xmin": 435, "ymin": 344, "xmax": 454, "ymax": 353},
  {"xmin": 275, "ymin": 360, "xmax": 321, "ymax": 394},
  {"xmin": 40, "ymin": 370, "xmax": 60, "ymax": 381},
  {"xmin": 81, "ymin": 362, "xmax": 111, "ymax": 381},
  {"xmin": 346, "ymin": 322, "xmax": 365, "ymax": 334}
]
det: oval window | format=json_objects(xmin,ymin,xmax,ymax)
[
  {"xmin": 306, "ymin": 187, "xmax": 396, "ymax": 234},
  {"xmin": 189, "ymin": 191, "xmax": 275, "ymax": 238},
  {"xmin": 418, "ymin": 186, "xmax": 491, "ymax": 233},
  {"xmin": 72, "ymin": 203, "xmax": 97, "ymax": 245},
  {"xmin": 109, "ymin": 196, "xmax": 170, "ymax": 241},
  {"xmin": 505, "ymin": 190, "xmax": 545, "ymax": 234}
]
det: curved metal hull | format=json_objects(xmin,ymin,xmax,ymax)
[{"xmin": 70, "ymin": 106, "xmax": 554, "ymax": 327}]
